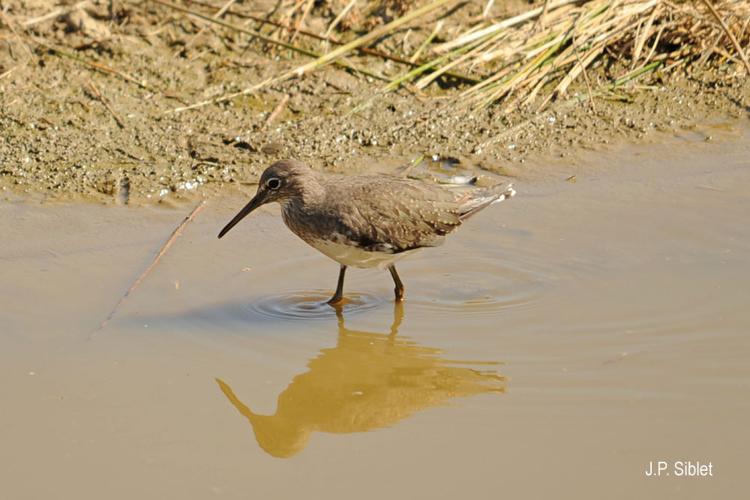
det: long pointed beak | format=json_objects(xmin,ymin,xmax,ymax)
[{"xmin": 218, "ymin": 193, "xmax": 264, "ymax": 238}]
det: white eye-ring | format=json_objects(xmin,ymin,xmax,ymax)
[{"xmin": 266, "ymin": 177, "xmax": 281, "ymax": 190}]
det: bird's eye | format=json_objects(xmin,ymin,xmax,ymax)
[{"xmin": 266, "ymin": 177, "xmax": 281, "ymax": 190}]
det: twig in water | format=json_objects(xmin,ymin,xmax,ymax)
[
  {"xmin": 87, "ymin": 81, "xmax": 125, "ymax": 128},
  {"xmin": 94, "ymin": 201, "xmax": 207, "ymax": 333}
]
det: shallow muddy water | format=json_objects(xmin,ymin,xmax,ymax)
[{"xmin": 1, "ymin": 125, "xmax": 749, "ymax": 498}]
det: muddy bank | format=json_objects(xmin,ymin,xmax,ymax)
[{"xmin": 1, "ymin": 1, "xmax": 749, "ymax": 204}]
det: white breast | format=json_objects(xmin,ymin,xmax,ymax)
[{"xmin": 306, "ymin": 237, "xmax": 418, "ymax": 269}]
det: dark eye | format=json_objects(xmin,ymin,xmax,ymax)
[{"xmin": 266, "ymin": 177, "xmax": 281, "ymax": 190}]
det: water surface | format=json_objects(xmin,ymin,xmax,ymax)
[{"xmin": 1, "ymin": 125, "xmax": 748, "ymax": 498}]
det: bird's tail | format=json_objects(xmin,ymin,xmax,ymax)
[
  {"xmin": 458, "ymin": 182, "xmax": 516, "ymax": 220},
  {"xmin": 488, "ymin": 182, "xmax": 516, "ymax": 204}
]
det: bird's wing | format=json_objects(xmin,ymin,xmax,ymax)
[
  {"xmin": 327, "ymin": 177, "xmax": 464, "ymax": 253},
  {"xmin": 456, "ymin": 181, "xmax": 516, "ymax": 220}
]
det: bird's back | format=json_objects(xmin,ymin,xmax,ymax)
[{"xmin": 282, "ymin": 173, "xmax": 514, "ymax": 254}]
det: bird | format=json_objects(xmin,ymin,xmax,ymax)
[{"xmin": 218, "ymin": 159, "xmax": 515, "ymax": 304}]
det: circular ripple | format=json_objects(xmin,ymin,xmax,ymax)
[
  {"xmin": 249, "ymin": 290, "xmax": 386, "ymax": 320},
  {"xmin": 407, "ymin": 259, "xmax": 551, "ymax": 315}
]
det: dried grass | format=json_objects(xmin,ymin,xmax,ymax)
[
  {"xmin": 167, "ymin": 0, "xmax": 748, "ymax": 113},
  {"xmin": 379, "ymin": 0, "xmax": 750, "ymax": 111},
  {"xmin": 25, "ymin": 0, "xmax": 744, "ymax": 113}
]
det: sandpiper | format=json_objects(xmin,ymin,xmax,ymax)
[{"xmin": 218, "ymin": 159, "xmax": 515, "ymax": 304}]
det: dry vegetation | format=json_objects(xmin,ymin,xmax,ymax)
[
  {"xmin": 0, "ymin": 0, "xmax": 748, "ymax": 202},
  {"xmin": 132, "ymin": 0, "xmax": 750, "ymax": 112}
]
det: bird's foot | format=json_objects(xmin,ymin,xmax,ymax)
[{"xmin": 326, "ymin": 295, "xmax": 345, "ymax": 306}]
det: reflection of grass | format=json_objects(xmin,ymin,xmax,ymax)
[{"xmin": 158, "ymin": 0, "xmax": 748, "ymax": 114}]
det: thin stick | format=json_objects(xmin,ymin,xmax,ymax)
[
  {"xmin": 180, "ymin": 0, "xmax": 477, "ymax": 84},
  {"xmin": 575, "ymin": 41, "xmax": 597, "ymax": 113},
  {"xmin": 632, "ymin": 3, "xmax": 658, "ymax": 67},
  {"xmin": 164, "ymin": 0, "xmax": 459, "ymax": 112},
  {"xmin": 152, "ymin": 0, "xmax": 388, "ymax": 109},
  {"xmin": 642, "ymin": 24, "xmax": 665, "ymax": 67},
  {"xmin": 532, "ymin": 0, "xmax": 551, "ymax": 32},
  {"xmin": 700, "ymin": 0, "xmax": 750, "ymax": 74},
  {"xmin": 184, "ymin": 0, "xmax": 238, "ymax": 50},
  {"xmin": 95, "ymin": 201, "xmax": 207, "ymax": 333},
  {"xmin": 291, "ymin": 0, "xmax": 315, "ymax": 43},
  {"xmin": 155, "ymin": 0, "xmax": 450, "ymax": 73},
  {"xmin": 415, "ymin": 28, "xmax": 496, "ymax": 88},
  {"xmin": 0, "ymin": 67, "xmax": 15, "ymax": 80},
  {"xmin": 434, "ymin": 0, "xmax": 579, "ymax": 53},
  {"xmin": 482, "ymin": 0, "xmax": 495, "ymax": 19},
  {"xmin": 36, "ymin": 39, "xmax": 186, "ymax": 103},
  {"xmin": 152, "ymin": 0, "xmax": 323, "ymax": 59},
  {"xmin": 87, "ymin": 81, "xmax": 125, "ymax": 128},
  {"xmin": 410, "ymin": 20, "xmax": 443, "ymax": 63},
  {"xmin": 254, "ymin": 0, "xmax": 456, "ymax": 72},
  {"xmin": 0, "ymin": 11, "xmax": 35, "ymax": 59},
  {"xmin": 22, "ymin": 1, "xmax": 89, "ymax": 27},
  {"xmin": 612, "ymin": 59, "xmax": 664, "ymax": 87},
  {"xmin": 712, "ymin": 46, "xmax": 743, "ymax": 66},
  {"xmin": 35, "ymin": 39, "xmax": 148, "ymax": 88},
  {"xmin": 325, "ymin": 0, "xmax": 358, "ymax": 38},
  {"xmin": 263, "ymin": 94, "xmax": 290, "ymax": 128}
]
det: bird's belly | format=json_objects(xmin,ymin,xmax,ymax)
[{"xmin": 305, "ymin": 238, "xmax": 416, "ymax": 269}]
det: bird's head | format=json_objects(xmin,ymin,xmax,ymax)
[{"xmin": 218, "ymin": 159, "xmax": 315, "ymax": 238}]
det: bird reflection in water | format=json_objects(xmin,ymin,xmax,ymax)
[{"xmin": 216, "ymin": 303, "xmax": 506, "ymax": 458}]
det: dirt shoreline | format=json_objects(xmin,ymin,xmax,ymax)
[{"xmin": 1, "ymin": 1, "xmax": 749, "ymax": 204}]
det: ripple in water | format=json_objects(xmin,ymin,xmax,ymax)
[
  {"xmin": 249, "ymin": 290, "xmax": 386, "ymax": 320},
  {"xmin": 408, "ymin": 259, "xmax": 550, "ymax": 315}
]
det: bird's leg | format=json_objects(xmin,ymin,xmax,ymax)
[
  {"xmin": 388, "ymin": 264, "xmax": 405, "ymax": 302},
  {"xmin": 327, "ymin": 265, "xmax": 347, "ymax": 305},
  {"xmin": 388, "ymin": 301, "xmax": 405, "ymax": 340}
]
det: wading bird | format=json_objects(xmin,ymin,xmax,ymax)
[{"xmin": 218, "ymin": 160, "xmax": 515, "ymax": 304}]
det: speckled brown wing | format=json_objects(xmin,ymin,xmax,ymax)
[{"xmin": 321, "ymin": 176, "xmax": 467, "ymax": 253}]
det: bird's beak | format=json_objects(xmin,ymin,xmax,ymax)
[{"xmin": 218, "ymin": 191, "xmax": 265, "ymax": 238}]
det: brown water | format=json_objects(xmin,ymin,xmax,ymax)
[{"xmin": 1, "ymin": 125, "xmax": 749, "ymax": 498}]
